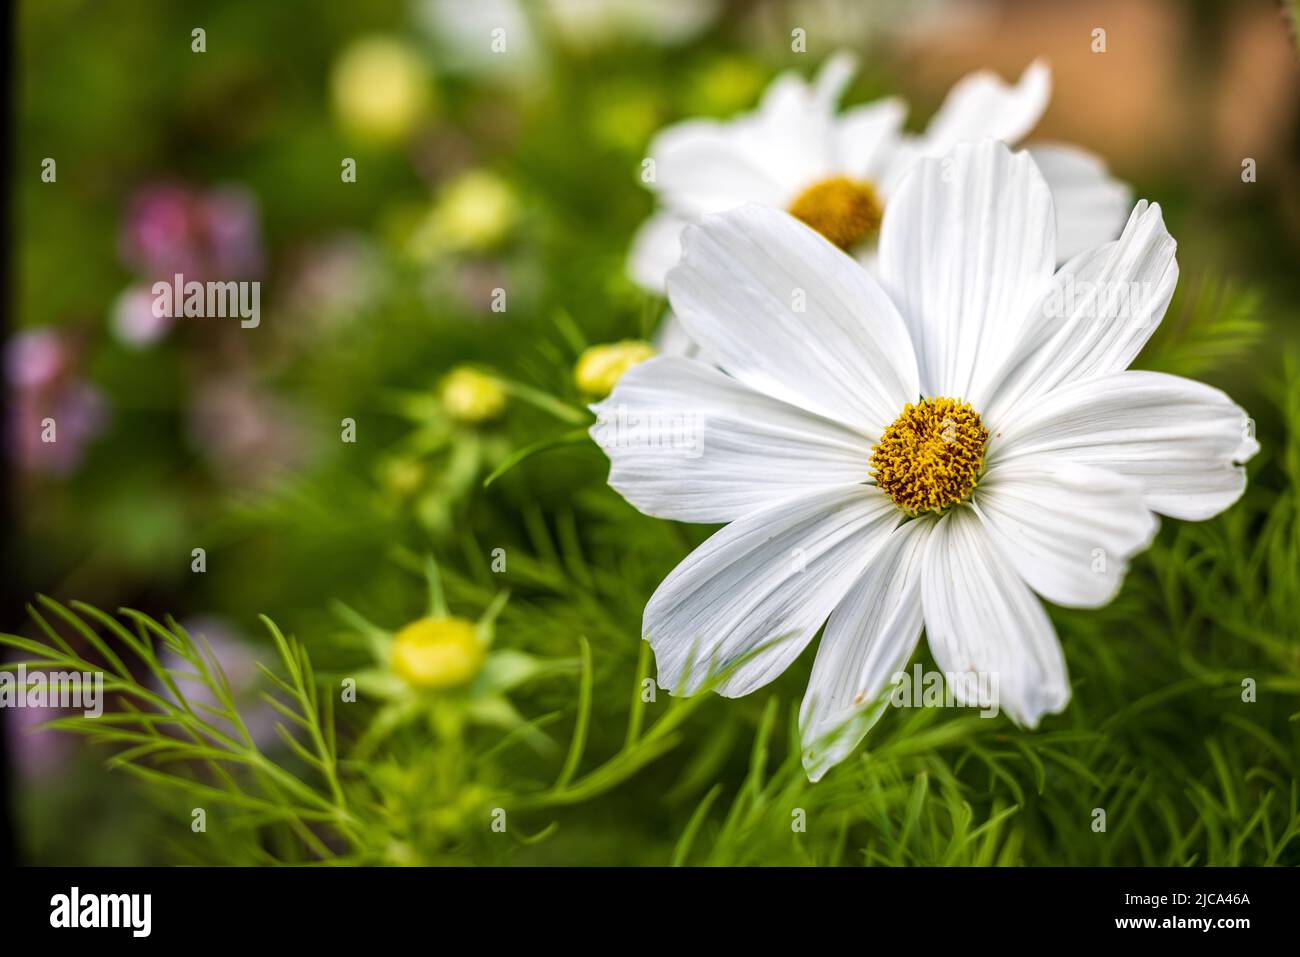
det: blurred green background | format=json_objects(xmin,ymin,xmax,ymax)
[{"xmin": 5, "ymin": 0, "xmax": 1300, "ymax": 865}]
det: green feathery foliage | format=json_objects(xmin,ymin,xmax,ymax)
[{"xmin": 9, "ymin": 272, "xmax": 1298, "ymax": 866}]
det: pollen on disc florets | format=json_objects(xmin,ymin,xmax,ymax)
[
  {"xmin": 788, "ymin": 176, "xmax": 883, "ymax": 250},
  {"xmin": 871, "ymin": 397, "xmax": 990, "ymax": 514}
]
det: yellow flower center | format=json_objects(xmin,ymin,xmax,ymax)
[
  {"xmin": 391, "ymin": 616, "xmax": 484, "ymax": 689},
  {"xmin": 788, "ymin": 176, "xmax": 883, "ymax": 250},
  {"xmin": 871, "ymin": 398, "xmax": 989, "ymax": 514}
]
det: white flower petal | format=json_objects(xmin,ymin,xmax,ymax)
[
  {"xmin": 627, "ymin": 210, "xmax": 688, "ymax": 292},
  {"xmin": 1028, "ymin": 143, "xmax": 1132, "ymax": 263},
  {"xmin": 878, "ymin": 139, "xmax": 1055, "ymax": 399},
  {"xmin": 974, "ymin": 200, "xmax": 1178, "ymax": 420},
  {"xmin": 591, "ymin": 356, "xmax": 873, "ymax": 523},
  {"xmin": 812, "ymin": 50, "xmax": 857, "ymax": 110},
  {"xmin": 834, "ymin": 98, "xmax": 907, "ymax": 181},
  {"xmin": 921, "ymin": 506, "xmax": 1070, "ymax": 728},
  {"xmin": 650, "ymin": 310, "xmax": 702, "ymax": 359},
  {"xmin": 644, "ymin": 54, "xmax": 868, "ymax": 219},
  {"xmin": 668, "ymin": 204, "xmax": 920, "ymax": 438},
  {"xmin": 920, "ymin": 59, "xmax": 1051, "ymax": 156},
  {"xmin": 989, "ymin": 370, "xmax": 1258, "ymax": 521},
  {"xmin": 738, "ymin": 56, "xmax": 854, "ymax": 189},
  {"xmin": 876, "ymin": 133, "xmax": 924, "ymax": 196},
  {"xmin": 645, "ymin": 485, "xmax": 900, "ymax": 698},
  {"xmin": 647, "ymin": 119, "xmax": 789, "ymax": 217},
  {"xmin": 799, "ymin": 518, "xmax": 930, "ymax": 781},
  {"xmin": 973, "ymin": 460, "xmax": 1158, "ymax": 608}
]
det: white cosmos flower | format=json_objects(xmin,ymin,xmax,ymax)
[
  {"xmin": 629, "ymin": 53, "xmax": 1132, "ymax": 357},
  {"xmin": 593, "ymin": 139, "xmax": 1257, "ymax": 782}
]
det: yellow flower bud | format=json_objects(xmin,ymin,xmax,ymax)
[
  {"xmin": 391, "ymin": 617, "xmax": 484, "ymax": 689},
  {"xmin": 380, "ymin": 458, "xmax": 425, "ymax": 498},
  {"xmin": 331, "ymin": 37, "xmax": 432, "ymax": 143},
  {"xmin": 431, "ymin": 170, "xmax": 519, "ymax": 253},
  {"xmin": 575, "ymin": 340, "xmax": 656, "ymax": 397},
  {"xmin": 440, "ymin": 367, "xmax": 506, "ymax": 424}
]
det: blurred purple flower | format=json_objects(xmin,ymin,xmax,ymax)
[
  {"xmin": 187, "ymin": 375, "xmax": 310, "ymax": 486},
  {"xmin": 163, "ymin": 617, "xmax": 279, "ymax": 749},
  {"xmin": 454, "ymin": 259, "xmax": 510, "ymax": 316},
  {"xmin": 3, "ymin": 702, "xmax": 72, "ymax": 782},
  {"xmin": 6, "ymin": 327, "xmax": 64, "ymax": 389},
  {"xmin": 119, "ymin": 183, "xmax": 264, "ymax": 283},
  {"xmin": 281, "ymin": 233, "xmax": 383, "ymax": 327},
  {"xmin": 5, "ymin": 328, "xmax": 110, "ymax": 476}
]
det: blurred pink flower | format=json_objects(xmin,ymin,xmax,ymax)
[
  {"xmin": 119, "ymin": 183, "xmax": 264, "ymax": 282},
  {"xmin": 5, "ymin": 328, "xmax": 109, "ymax": 476},
  {"xmin": 110, "ymin": 283, "xmax": 173, "ymax": 348}
]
